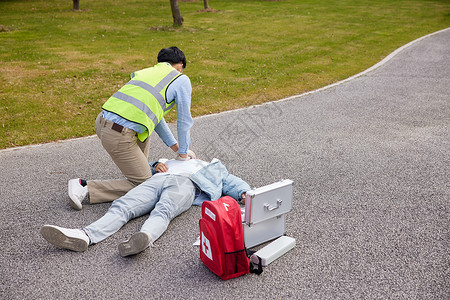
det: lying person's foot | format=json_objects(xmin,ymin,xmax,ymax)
[
  {"xmin": 118, "ymin": 232, "xmax": 151, "ymax": 257},
  {"xmin": 41, "ymin": 225, "xmax": 89, "ymax": 252},
  {"xmin": 68, "ymin": 178, "xmax": 88, "ymax": 210}
]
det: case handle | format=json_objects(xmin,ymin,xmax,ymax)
[{"xmin": 264, "ymin": 199, "xmax": 282, "ymax": 212}]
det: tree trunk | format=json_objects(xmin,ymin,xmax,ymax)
[
  {"xmin": 170, "ymin": 0, "xmax": 184, "ymax": 27},
  {"xmin": 73, "ymin": 0, "xmax": 80, "ymax": 10},
  {"xmin": 203, "ymin": 0, "xmax": 210, "ymax": 9}
]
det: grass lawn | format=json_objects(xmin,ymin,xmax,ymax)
[{"xmin": 0, "ymin": 0, "xmax": 449, "ymax": 149}]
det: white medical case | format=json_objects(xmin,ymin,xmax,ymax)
[
  {"xmin": 243, "ymin": 179, "xmax": 293, "ymax": 248},
  {"xmin": 250, "ymin": 236, "xmax": 296, "ymax": 266}
]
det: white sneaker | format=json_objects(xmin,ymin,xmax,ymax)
[
  {"xmin": 40, "ymin": 225, "xmax": 89, "ymax": 252},
  {"xmin": 68, "ymin": 178, "xmax": 88, "ymax": 210},
  {"xmin": 118, "ymin": 232, "xmax": 151, "ymax": 257}
]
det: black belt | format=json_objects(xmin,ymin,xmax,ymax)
[{"xmin": 111, "ymin": 122, "xmax": 124, "ymax": 133}]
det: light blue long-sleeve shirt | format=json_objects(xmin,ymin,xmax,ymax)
[{"xmin": 103, "ymin": 63, "xmax": 193, "ymax": 154}]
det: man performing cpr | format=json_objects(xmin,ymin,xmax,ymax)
[
  {"xmin": 41, "ymin": 158, "xmax": 250, "ymax": 257},
  {"xmin": 68, "ymin": 47, "xmax": 196, "ymax": 208}
]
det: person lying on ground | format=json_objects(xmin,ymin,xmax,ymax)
[{"xmin": 40, "ymin": 158, "xmax": 250, "ymax": 257}]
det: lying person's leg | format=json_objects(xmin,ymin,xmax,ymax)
[
  {"xmin": 41, "ymin": 176, "xmax": 166, "ymax": 252},
  {"xmin": 118, "ymin": 175, "xmax": 196, "ymax": 257},
  {"xmin": 83, "ymin": 176, "xmax": 166, "ymax": 244}
]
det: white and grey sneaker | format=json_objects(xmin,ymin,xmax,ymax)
[
  {"xmin": 68, "ymin": 178, "xmax": 88, "ymax": 210},
  {"xmin": 40, "ymin": 225, "xmax": 89, "ymax": 252},
  {"xmin": 118, "ymin": 232, "xmax": 151, "ymax": 257}
]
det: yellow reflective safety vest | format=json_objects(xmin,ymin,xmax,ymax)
[{"xmin": 102, "ymin": 63, "xmax": 182, "ymax": 141}]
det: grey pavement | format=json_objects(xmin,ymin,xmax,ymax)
[{"xmin": 1, "ymin": 28, "xmax": 449, "ymax": 299}]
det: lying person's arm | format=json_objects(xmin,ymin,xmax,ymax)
[
  {"xmin": 222, "ymin": 172, "xmax": 250, "ymax": 204},
  {"xmin": 155, "ymin": 163, "xmax": 168, "ymax": 173},
  {"xmin": 149, "ymin": 161, "xmax": 168, "ymax": 174}
]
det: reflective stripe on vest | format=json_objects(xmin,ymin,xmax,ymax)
[
  {"xmin": 112, "ymin": 69, "xmax": 179, "ymax": 119},
  {"xmin": 110, "ymin": 91, "xmax": 159, "ymax": 126},
  {"xmin": 102, "ymin": 63, "xmax": 181, "ymax": 141}
]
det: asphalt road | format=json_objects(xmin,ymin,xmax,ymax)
[{"xmin": 1, "ymin": 28, "xmax": 449, "ymax": 300}]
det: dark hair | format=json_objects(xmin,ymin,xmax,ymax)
[{"xmin": 157, "ymin": 47, "xmax": 187, "ymax": 69}]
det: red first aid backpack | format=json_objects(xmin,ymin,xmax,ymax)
[{"xmin": 199, "ymin": 196, "xmax": 250, "ymax": 280}]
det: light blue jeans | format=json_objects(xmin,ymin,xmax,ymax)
[{"xmin": 83, "ymin": 174, "xmax": 196, "ymax": 244}]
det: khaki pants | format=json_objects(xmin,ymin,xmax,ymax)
[{"xmin": 87, "ymin": 113, "xmax": 152, "ymax": 204}]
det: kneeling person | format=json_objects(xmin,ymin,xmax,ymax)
[{"xmin": 41, "ymin": 158, "xmax": 249, "ymax": 257}]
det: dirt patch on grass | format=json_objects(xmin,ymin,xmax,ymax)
[
  {"xmin": 70, "ymin": 9, "xmax": 91, "ymax": 12},
  {"xmin": 148, "ymin": 26, "xmax": 198, "ymax": 32},
  {"xmin": 197, "ymin": 8, "xmax": 220, "ymax": 13},
  {"xmin": 0, "ymin": 65, "xmax": 48, "ymax": 82},
  {"xmin": 0, "ymin": 25, "xmax": 16, "ymax": 32}
]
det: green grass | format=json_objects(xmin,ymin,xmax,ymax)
[{"xmin": 0, "ymin": 0, "xmax": 449, "ymax": 149}]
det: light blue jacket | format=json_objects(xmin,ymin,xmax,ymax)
[{"xmin": 150, "ymin": 159, "xmax": 250, "ymax": 206}]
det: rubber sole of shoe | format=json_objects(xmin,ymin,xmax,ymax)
[
  {"xmin": 40, "ymin": 225, "xmax": 88, "ymax": 252},
  {"xmin": 118, "ymin": 232, "xmax": 150, "ymax": 257},
  {"xmin": 68, "ymin": 196, "xmax": 82, "ymax": 210},
  {"xmin": 68, "ymin": 179, "xmax": 83, "ymax": 210}
]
